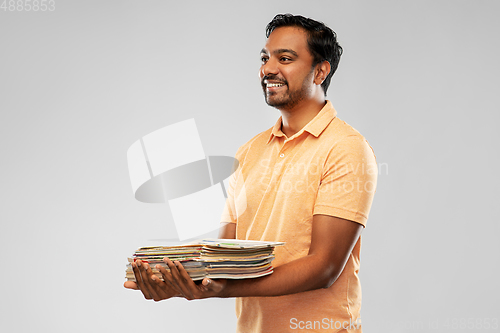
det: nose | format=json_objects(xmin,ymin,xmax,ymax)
[{"xmin": 260, "ymin": 58, "xmax": 279, "ymax": 78}]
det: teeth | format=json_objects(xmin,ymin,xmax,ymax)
[{"xmin": 267, "ymin": 83, "xmax": 284, "ymax": 88}]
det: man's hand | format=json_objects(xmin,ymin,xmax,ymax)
[
  {"xmin": 123, "ymin": 259, "xmax": 180, "ymax": 301},
  {"xmin": 161, "ymin": 258, "xmax": 227, "ymax": 300},
  {"xmin": 123, "ymin": 258, "xmax": 226, "ymax": 301}
]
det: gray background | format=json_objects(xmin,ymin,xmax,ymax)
[{"xmin": 1, "ymin": 0, "xmax": 499, "ymax": 332}]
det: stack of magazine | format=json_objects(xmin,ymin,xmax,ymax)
[{"xmin": 125, "ymin": 239, "xmax": 284, "ymax": 281}]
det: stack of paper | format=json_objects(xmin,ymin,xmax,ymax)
[{"xmin": 125, "ymin": 239, "xmax": 284, "ymax": 281}]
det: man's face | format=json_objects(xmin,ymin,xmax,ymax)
[{"xmin": 260, "ymin": 26, "xmax": 316, "ymax": 110}]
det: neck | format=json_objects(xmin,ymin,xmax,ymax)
[{"xmin": 279, "ymin": 97, "xmax": 326, "ymax": 137}]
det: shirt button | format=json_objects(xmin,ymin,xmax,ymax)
[{"xmin": 280, "ymin": 153, "xmax": 285, "ymax": 158}]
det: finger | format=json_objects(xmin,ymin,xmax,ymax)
[
  {"xmin": 132, "ymin": 261, "xmax": 152, "ymax": 299},
  {"xmin": 198, "ymin": 278, "xmax": 210, "ymax": 291},
  {"xmin": 146, "ymin": 263, "xmax": 174, "ymax": 302},
  {"xmin": 163, "ymin": 258, "xmax": 183, "ymax": 286},
  {"xmin": 123, "ymin": 281, "xmax": 140, "ymax": 290},
  {"xmin": 135, "ymin": 261, "xmax": 162, "ymax": 301},
  {"xmin": 173, "ymin": 261, "xmax": 202, "ymax": 299},
  {"xmin": 149, "ymin": 275, "xmax": 169, "ymax": 301},
  {"xmin": 141, "ymin": 262, "xmax": 162, "ymax": 301},
  {"xmin": 176, "ymin": 261, "xmax": 198, "ymax": 287},
  {"xmin": 202, "ymin": 278, "xmax": 226, "ymax": 294},
  {"xmin": 166, "ymin": 259, "xmax": 194, "ymax": 299},
  {"xmin": 150, "ymin": 270, "xmax": 177, "ymax": 300},
  {"xmin": 157, "ymin": 264, "xmax": 182, "ymax": 295}
]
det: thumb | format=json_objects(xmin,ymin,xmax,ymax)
[
  {"xmin": 123, "ymin": 281, "xmax": 140, "ymax": 290},
  {"xmin": 202, "ymin": 278, "xmax": 225, "ymax": 293},
  {"xmin": 202, "ymin": 278, "xmax": 212, "ymax": 287}
]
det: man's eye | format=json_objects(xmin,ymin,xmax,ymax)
[
  {"xmin": 280, "ymin": 57, "xmax": 291, "ymax": 62},
  {"xmin": 261, "ymin": 56, "xmax": 268, "ymax": 63}
]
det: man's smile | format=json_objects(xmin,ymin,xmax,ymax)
[{"xmin": 263, "ymin": 79, "xmax": 287, "ymax": 93}]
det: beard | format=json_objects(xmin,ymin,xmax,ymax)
[
  {"xmin": 262, "ymin": 70, "xmax": 314, "ymax": 110},
  {"xmin": 264, "ymin": 85, "xmax": 306, "ymax": 110}
]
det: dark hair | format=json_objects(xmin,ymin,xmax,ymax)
[{"xmin": 266, "ymin": 14, "xmax": 343, "ymax": 95}]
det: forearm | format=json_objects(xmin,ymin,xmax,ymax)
[
  {"xmin": 222, "ymin": 252, "xmax": 339, "ymax": 298},
  {"xmin": 217, "ymin": 216, "xmax": 363, "ymax": 299}
]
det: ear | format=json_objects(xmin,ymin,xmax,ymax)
[{"xmin": 314, "ymin": 61, "xmax": 331, "ymax": 85}]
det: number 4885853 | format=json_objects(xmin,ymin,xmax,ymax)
[{"xmin": 1, "ymin": 0, "xmax": 56, "ymax": 11}]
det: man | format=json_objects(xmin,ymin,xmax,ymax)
[{"xmin": 125, "ymin": 14, "xmax": 377, "ymax": 333}]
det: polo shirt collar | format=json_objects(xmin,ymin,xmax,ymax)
[{"xmin": 267, "ymin": 100, "xmax": 337, "ymax": 144}]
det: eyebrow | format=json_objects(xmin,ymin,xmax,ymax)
[{"xmin": 260, "ymin": 48, "xmax": 298, "ymax": 57}]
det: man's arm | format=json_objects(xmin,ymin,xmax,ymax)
[
  {"xmin": 162, "ymin": 214, "xmax": 363, "ymax": 299},
  {"xmin": 222, "ymin": 214, "xmax": 362, "ymax": 297}
]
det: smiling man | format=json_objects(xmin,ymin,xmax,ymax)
[{"xmin": 126, "ymin": 14, "xmax": 377, "ymax": 333}]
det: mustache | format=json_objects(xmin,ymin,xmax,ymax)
[{"xmin": 262, "ymin": 75, "xmax": 287, "ymax": 85}]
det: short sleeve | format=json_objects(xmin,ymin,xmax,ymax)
[{"xmin": 313, "ymin": 135, "xmax": 378, "ymax": 226}]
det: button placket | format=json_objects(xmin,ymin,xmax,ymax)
[
  {"xmin": 274, "ymin": 143, "xmax": 287, "ymax": 177},
  {"xmin": 278, "ymin": 140, "xmax": 290, "ymax": 159}
]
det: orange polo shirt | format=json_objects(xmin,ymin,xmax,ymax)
[{"xmin": 221, "ymin": 101, "xmax": 377, "ymax": 333}]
